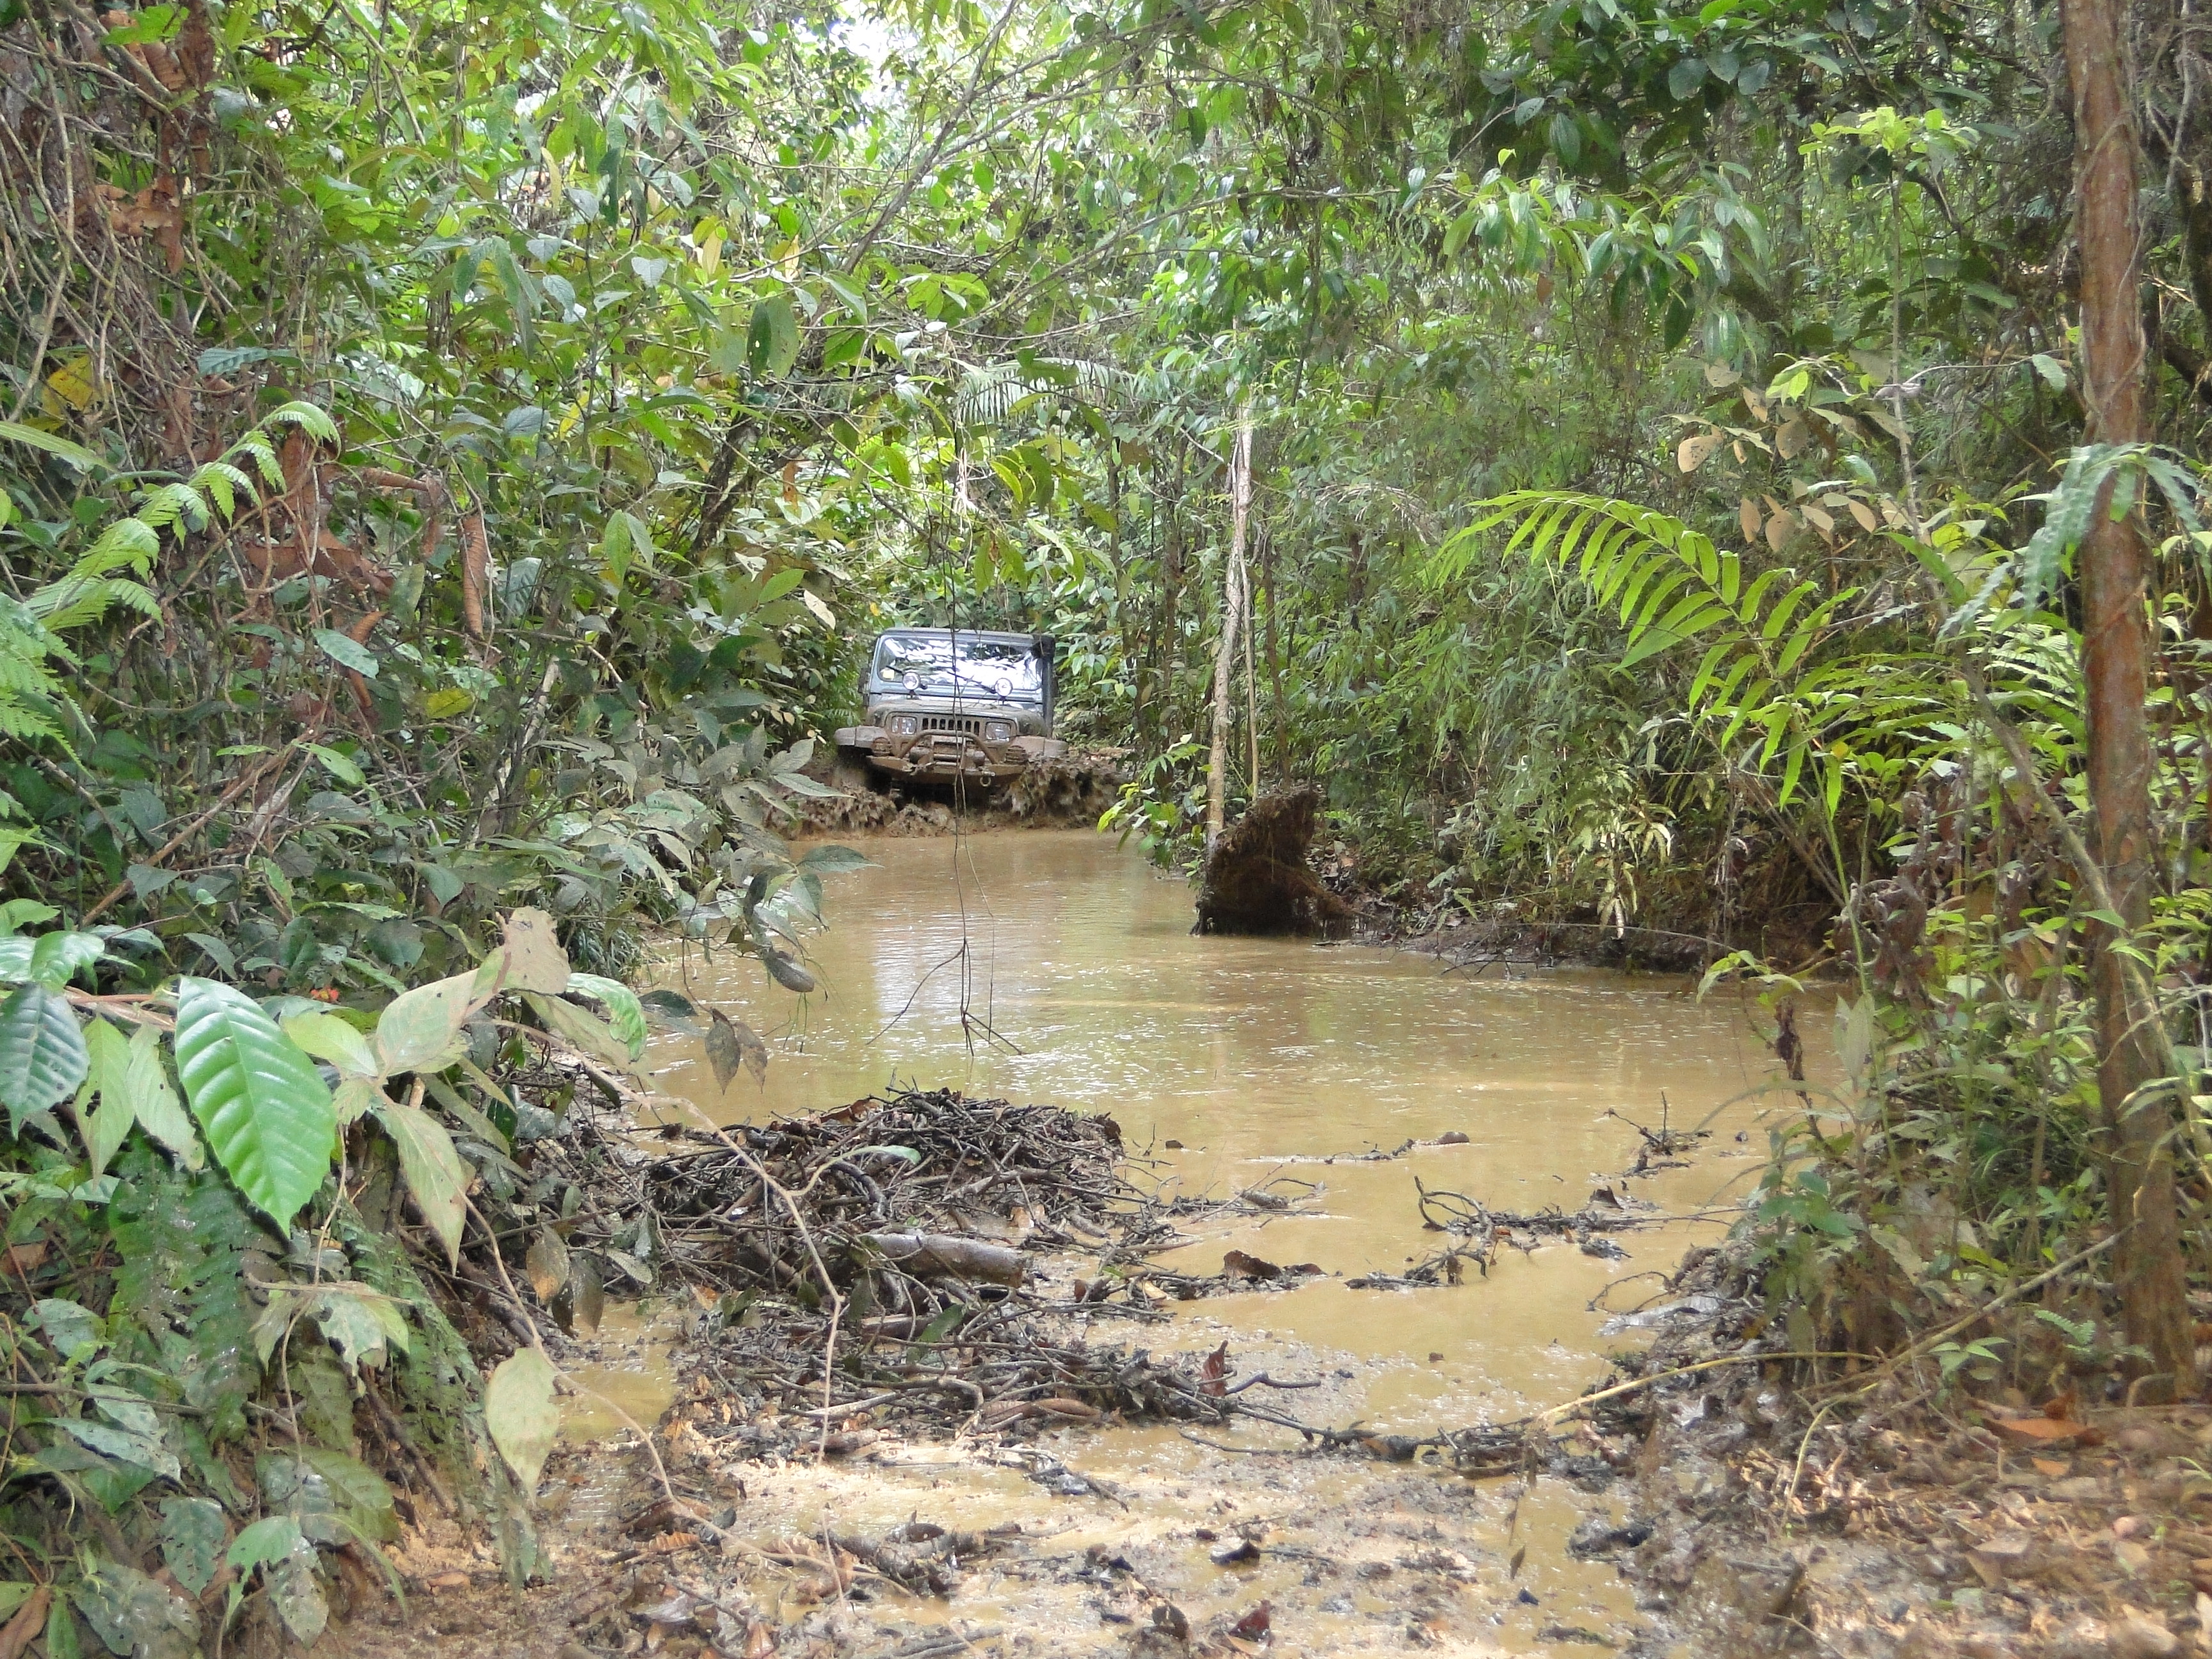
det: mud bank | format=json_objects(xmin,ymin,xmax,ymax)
[{"xmin": 792, "ymin": 749, "xmax": 1128, "ymax": 838}]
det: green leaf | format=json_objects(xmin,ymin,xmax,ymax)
[
  {"xmin": 57, "ymin": 1418, "xmax": 180, "ymax": 1482},
  {"xmin": 281, "ymin": 1011, "xmax": 381, "ymax": 1078},
  {"xmin": 312, "ymin": 629, "xmax": 378, "ymax": 678},
  {"xmin": 31, "ymin": 1297, "xmax": 100, "ymax": 1358},
  {"xmin": 312, "ymin": 1285, "xmax": 408, "ymax": 1371},
  {"xmin": 269, "ymin": 1554, "xmax": 327, "ymax": 1644},
  {"xmin": 77, "ymin": 1022, "xmax": 133, "ymax": 1178},
  {"xmin": 24, "ymin": 932, "xmax": 105, "ymax": 989},
  {"xmin": 173, "ymin": 977, "xmax": 335, "ymax": 1231},
  {"xmin": 524, "ymin": 991, "xmax": 637, "ymax": 1076},
  {"xmin": 225, "ymin": 1515, "xmax": 303, "ymax": 1573},
  {"xmin": 748, "ymin": 294, "xmax": 801, "ymax": 379},
  {"xmin": 563, "ymin": 974, "xmax": 648, "ymax": 1061},
  {"xmin": 371, "ymin": 1093, "xmax": 467, "ymax": 1265},
  {"xmin": 159, "ymin": 1497, "xmax": 227, "ymax": 1598},
  {"xmin": 305, "ymin": 742, "xmax": 364, "ymax": 787},
  {"xmin": 0, "ymin": 984, "xmax": 90, "ymax": 1131},
  {"xmin": 70, "ymin": 1562, "xmax": 195, "ymax": 1659},
  {"xmin": 374, "ymin": 970, "xmax": 481, "ymax": 1075},
  {"xmin": 122, "ymin": 1022, "xmax": 200, "ymax": 1167},
  {"xmin": 0, "ymin": 421, "xmax": 106, "ymax": 472},
  {"xmin": 485, "ymin": 1347, "xmax": 558, "ymax": 1493}
]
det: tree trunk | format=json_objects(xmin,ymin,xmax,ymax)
[
  {"xmin": 1262, "ymin": 525, "xmax": 1291, "ymax": 780},
  {"xmin": 1158, "ymin": 455, "xmax": 1183, "ymax": 746},
  {"xmin": 2062, "ymin": 0, "xmax": 2197, "ymax": 1399},
  {"xmin": 1206, "ymin": 408, "xmax": 1253, "ymax": 848}
]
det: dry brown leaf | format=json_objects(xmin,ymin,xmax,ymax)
[
  {"xmin": 1847, "ymin": 497, "xmax": 1879, "ymax": 533},
  {"xmin": 1991, "ymin": 1415, "xmax": 2099, "ymax": 1446},
  {"xmin": 460, "ymin": 509, "xmax": 491, "ymax": 641},
  {"xmin": 1677, "ymin": 431, "xmax": 1723, "ymax": 472},
  {"xmin": 1802, "ymin": 502, "xmax": 1835, "ymax": 534},
  {"xmin": 1776, "ymin": 417, "xmax": 1808, "ymax": 458},
  {"xmin": 1739, "ymin": 499, "xmax": 1761, "ymax": 541},
  {"xmin": 525, "ymin": 1228, "xmax": 568, "ymax": 1302},
  {"xmin": 0, "ymin": 1587, "xmax": 49, "ymax": 1659},
  {"xmin": 1765, "ymin": 510, "xmax": 1800, "ymax": 552}
]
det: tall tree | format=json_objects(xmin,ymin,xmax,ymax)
[{"xmin": 2061, "ymin": 0, "xmax": 2197, "ymax": 1397}]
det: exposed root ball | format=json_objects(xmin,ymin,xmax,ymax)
[{"xmin": 1195, "ymin": 786, "xmax": 1354, "ymax": 936}]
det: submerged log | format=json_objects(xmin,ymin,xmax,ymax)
[
  {"xmin": 862, "ymin": 1231, "xmax": 1029, "ymax": 1285},
  {"xmin": 1194, "ymin": 786, "xmax": 1354, "ymax": 937}
]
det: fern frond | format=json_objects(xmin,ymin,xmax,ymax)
[{"xmin": 1461, "ymin": 489, "xmax": 1862, "ymax": 805}]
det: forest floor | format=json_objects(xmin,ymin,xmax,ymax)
[{"xmin": 1590, "ymin": 1249, "xmax": 2212, "ymax": 1659}]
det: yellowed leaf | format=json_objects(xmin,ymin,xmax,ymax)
[
  {"xmin": 46, "ymin": 357, "xmax": 95, "ymax": 410},
  {"xmin": 1676, "ymin": 431, "xmax": 1724, "ymax": 472}
]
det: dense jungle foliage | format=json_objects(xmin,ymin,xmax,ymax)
[{"xmin": 1, "ymin": 0, "xmax": 2209, "ymax": 1645}]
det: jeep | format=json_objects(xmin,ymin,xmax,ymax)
[{"xmin": 833, "ymin": 628, "xmax": 1062, "ymax": 791}]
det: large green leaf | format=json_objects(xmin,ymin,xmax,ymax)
[
  {"xmin": 173, "ymin": 979, "xmax": 335, "ymax": 1231},
  {"xmin": 0, "ymin": 984, "xmax": 90, "ymax": 1131},
  {"xmin": 371, "ymin": 1093, "xmax": 468, "ymax": 1265}
]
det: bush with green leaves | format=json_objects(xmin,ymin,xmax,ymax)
[{"xmin": 0, "ymin": 909, "xmax": 665, "ymax": 1650}]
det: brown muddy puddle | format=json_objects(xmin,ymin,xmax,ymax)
[{"xmin": 572, "ymin": 830, "xmax": 1807, "ymax": 1654}]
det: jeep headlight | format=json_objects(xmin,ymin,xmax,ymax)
[
  {"xmin": 890, "ymin": 714, "xmax": 919, "ymax": 736},
  {"xmin": 984, "ymin": 720, "xmax": 1013, "ymax": 742}
]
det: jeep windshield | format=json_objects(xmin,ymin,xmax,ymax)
[{"xmin": 871, "ymin": 634, "xmax": 1042, "ymax": 702}]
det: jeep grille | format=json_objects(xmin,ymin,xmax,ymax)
[{"xmin": 920, "ymin": 716, "xmax": 984, "ymax": 735}]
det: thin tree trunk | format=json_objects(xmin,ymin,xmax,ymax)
[
  {"xmin": 1262, "ymin": 525, "xmax": 1290, "ymax": 779},
  {"xmin": 1160, "ymin": 454, "xmax": 1183, "ymax": 744},
  {"xmin": 1244, "ymin": 527, "xmax": 1260, "ymax": 792},
  {"xmin": 2062, "ymin": 0, "xmax": 2197, "ymax": 1398},
  {"xmin": 1206, "ymin": 408, "xmax": 1253, "ymax": 849}
]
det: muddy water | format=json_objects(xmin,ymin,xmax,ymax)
[{"xmin": 601, "ymin": 831, "xmax": 1804, "ymax": 1653}]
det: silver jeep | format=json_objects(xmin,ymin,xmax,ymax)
[{"xmin": 833, "ymin": 628, "xmax": 1063, "ymax": 790}]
